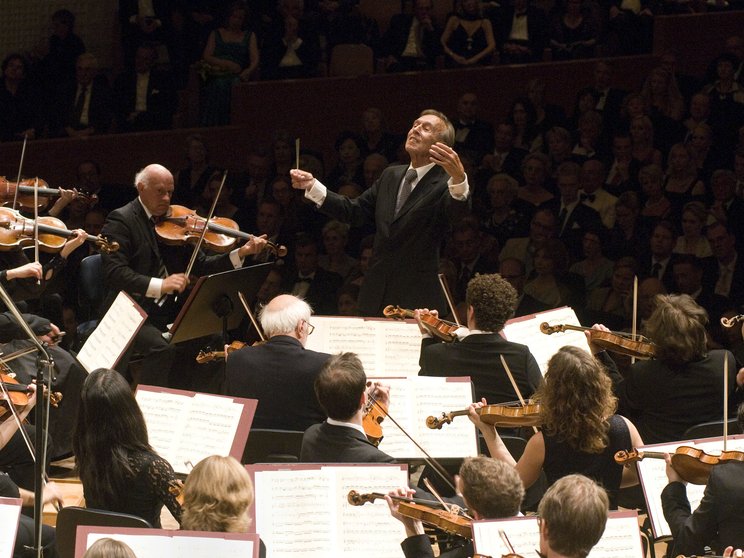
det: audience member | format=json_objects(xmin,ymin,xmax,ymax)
[
  {"xmin": 580, "ymin": 159, "xmax": 617, "ymax": 228},
  {"xmin": 53, "ymin": 53, "xmax": 113, "ymax": 137},
  {"xmin": 282, "ymin": 234, "xmax": 343, "ymax": 315},
  {"xmin": 261, "ymin": 0, "xmax": 321, "ymax": 80},
  {"xmin": 32, "ymin": 9, "xmax": 86, "ymax": 91},
  {"xmin": 173, "ymin": 134, "xmax": 219, "ymax": 207},
  {"xmin": 318, "ymin": 220, "xmax": 358, "ymax": 281},
  {"xmin": 500, "ymin": 257, "xmax": 550, "ymax": 316},
  {"xmin": 499, "ymin": 207, "xmax": 558, "ymax": 277},
  {"xmin": 508, "ymin": 96, "xmax": 544, "ymax": 153},
  {"xmin": 673, "ymin": 201, "xmax": 712, "ymax": 258},
  {"xmin": 496, "ymin": 0, "xmax": 549, "ymax": 64},
  {"xmin": 326, "ymin": 131, "xmax": 365, "ymax": 191},
  {"xmin": 440, "ymin": 0, "xmax": 496, "ymax": 68},
  {"xmin": 452, "ymin": 92, "xmax": 495, "ymax": 164},
  {"xmin": 549, "ymin": 0, "xmax": 599, "ymax": 60},
  {"xmin": 380, "ymin": 0, "xmax": 443, "ymax": 72},
  {"xmin": 0, "ymin": 54, "xmax": 41, "ymax": 142}
]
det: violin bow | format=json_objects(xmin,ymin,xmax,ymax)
[
  {"xmin": 438, "ymin": 273, "xmax": 462, "ymax": 326},
  {"xmin": 724, "ymin": 355, "xmax": 729, "ymax": 452},
  {"xmin": 182, "ymin": 171, "xmax": 228, "ymax": 287},
  {"xmin": 630, "ymin": 275, "xmax": 638, "ymax": 365},
  {"xmin": 11, "ymin": 133, "xmax": 27, "ymax": 210},
  {"xmin": 33, "ymin": 177, "xmax": 40, "ymax": 285},
  {"xmin": 238, "ymin": 290, "xmax": 266, "ymax": 342},
  {"xmin": 500, "ymin": 354, "xmax": 537, "ymax": 434}
]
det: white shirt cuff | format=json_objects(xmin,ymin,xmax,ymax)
[
  {"xmin": 304, "ymin": 179, "xmax": 327, "ymax": 207},
  {"xmin": 147, "ymin": 278, "xmax": 163, "ymax": 299},
  {"xmin": 229, "ymin": 248, "xmax": 244, "ymax": 268},
  {"xmin": 448, "ymin": 174, "xmax": 469, "ymax": 201}
]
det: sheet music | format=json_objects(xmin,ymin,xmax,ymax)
[
  {"xmin": 252, "ymin": 465, "xmax": 407, "ymax": 558},
  {"xmin": 304, "ymin": 316, "xmax": 421, "ymax": 377},
  {"xmin": 135, "ymin": 387, "xmax": 254, "ymax": 475},
  {"xmin": 637, "ymin": 435, "xmax": 744, "ymax": 538},
  {"xmin": 472, "ymin": 511, "xmax": 643, "ymax": 558},
  {"xmin": 370, "ymin": 377, "xmax": 478, "ymax": 459},
  {"xmin": 503, "ymin": 306, "xmax": 590, "ymax": 374},
  {"xmin": 0, "ymin": 497, "xmax": 22, "ymax": 558},
  {"xmin": 170, "ymin": 536, "xmax": 254, "ymax": 558},
  {"xmin": 77, "ymin": 291, "xmax": 146, "ymax": 373}
]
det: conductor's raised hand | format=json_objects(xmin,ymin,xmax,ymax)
[
  {"xmin": 429, "ymin": 142, "xmax": 465, "ymax": 183},
  {"xmin": 162, "ymin": 273, "xmax": 189, "ymax": 294},
  {"xmin": 290, "ymin": 169, "xmax": 315, "ymax": 191}
]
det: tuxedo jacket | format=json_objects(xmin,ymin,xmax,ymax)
[
  {"xmin": 113, "ymin": 68, "xmax": 176, "ymax": 131},
  {"xmin": 662, "ymin": 461, "xmax": 744, "ymax": 555},
  {"xmin": 281, "ymin": 267, "xmax": 343, "ymax": 316},
  {"xmin": 453, "ymin": 119, "xmax": 494, "ymax": 163},
  {"xmin": 224, "ymin": 336, "xmax": 329, "ymax": 431},
  {"xmin": 419, "ymin": 333, "xmax": 543, "ymax": 404},
  {"xmin": 100, "ymin": 199, "xmax": 234, "ymax": 322},
  {"xmin": 704, "ymin": 254, "xmax": 744, "ymax": 309},
  {"xmin": 381, "ymin": 14, "xmax": 442, "ymax": 65},
  {"xmin": 300, "ymin": 422, "xmax": 396, "ymax": 463},
  {"xmin": 54, "ymin": 75, "xmax": 113, "ymax": 134},
  {"xmin": 320, "ymin": 164, "xmax": 470, "ymax": 316},
  {"xmin": 638, "ymin": 253, "xmax": 678, "ymax": 293},
  {"xmin": 496, "ymin": 6, "xmax": 549, "ymax": 60},
  {"xmin": 553, "ymin": 201, "xmax": 602, "ymax": 261}
]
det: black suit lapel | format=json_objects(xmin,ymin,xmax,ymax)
[
  {"xmin": 133, "ymin": 200, "xmax": 162, "ymax": 258},
  {"xmin": 392, "ymin": 166, "xmax": 444, "ymax": 223}
]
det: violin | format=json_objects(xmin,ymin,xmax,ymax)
[
  {"xmin": 347, "ymin": 490, "xmax": 472, "ymax": 539},
  {"xmin": 0, "ymin": 207, "xmax": 119, "ymax": 254},
  {"xmin": 195, "ymin": 340, "xmax": 247, "ymax": 364},
  {"xmin": 426, "ymin": 401, "xmax": 541, "ymax": 429},
  {"xmin": 154, "ymin": 205, "xmax": 287, "ymax": 257},
  {"xmin": 0, "ymin": 371, "xmax": 62, "ymax": 421},
  {"xmin": 614, "ymin": 446, "xmax": 744, "ymax": 485},
  {"xmin": 362, "ymin": 384, "xmax": 387, "ymax": 446},
  {"xmin": 0, "ymin": 177, "xmax": 97, "ymax": 212},
  {"xmin": 721, "ymin": 315, "xmax": 744, "ymax": 328},
  {"xmin": 383, "ymin": 305, "xmax": 461, "ymax": 343},
  {"xmin": 539, "ymin": 322, "xmax": 656, "ymax": 359}
]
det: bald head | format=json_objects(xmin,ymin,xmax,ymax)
[
  {"xmin": 259, "ymin": 294, "xmax": 313, "ymax": 343},
  {"xmin": 136, "ymin": 164, "xmax": 174, "ymax": 216}
]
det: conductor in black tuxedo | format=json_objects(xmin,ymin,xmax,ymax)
[
  {"xmin": 418, "ymin": 273, "xmax": 543, "ymax": 406},
  {"xmin": 291, "ymin": 109, "xmax": 470, "ymax": 317},
  {"xmin": 224, "ymin": 294, "xmax": 329, "ymax": 431},
  {"xmin": 100, "ymin": 164, "xmax": 267, "ymax": 387},
  {"xmin": 300, "ymin": 352, "xmax": 393, "ymax": 463}
]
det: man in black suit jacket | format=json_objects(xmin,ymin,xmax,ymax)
[
  {"xmin": 706, "ymin": 220, "xmax": 744, "ymax": 309},
  {"xmin": 100, "ymin": 164, "xmax": 267, "ymax": 386},
  {"xmin": 551, "ymin": 162, "xmax": 602, "ymax": 262},
  {"xmin": 591, "ymin": 61, "xmax": 627, "ymax": 134},
  {"xmin": 380, "ymin": 0, "xmax": 442, "ymax": 72},
  {"xmin": 113, "ymin": 43, "xmax": 175, "ymax": 132},
  {"xmin": 452, "ymin": 92, "xmax": 494, "ymax": 164},
  {"xmin": 291, "ymin": 109, "xmax": 470, "ymax": 316},
  {"xmin": 53, "ymin": 53, "xmax": 113, "ymax": 137},
  {"xmin": 451, "ymin": 220, "xmax": 499, "ymax": 303},
  {"xmin": 300, "ymin": 352, "xmax": 394, "ymax": 463},
  {"xmin": 496, "ymin": 0, "xmax": 549, "ymax": 64},
  {"xmin": 224, "ymin": 294, "xmax": 329, "ymax": 431},
  {"xmin": 662, "ymin": 405, "xmax": 744, "ymax": 556},
  {"xmin": 640, "ymin": 221, "xmax": 677, "ymax": 293},
  {"xmin": 281, "ymin": 234, "xmax": 342, "ymax": 316},
  {"xmin": 418, "ymin": 273, "xmax": 542, "ymax": 405}
]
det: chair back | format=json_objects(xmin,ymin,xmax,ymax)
[
  {"xmin": 328, "ymin": 44, "xmax": 374, "ymax": 77},
  {"xmin": 683, "ymin": 418, "xmax": 743, "ymax": 440},
  {"xmin": 78, "ymin": 254, "xmax": 104, "ymax": 318},
  {"xmin": 242, "ymin": 428, "xmax": 304, "ymax": 463},
  {"xmin": 56, "ymin": 506, "xmax": 152, "ymax": 558}
]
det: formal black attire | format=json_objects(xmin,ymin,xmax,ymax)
[
  {"xmin": 496, "ymin": 6, "xmax": 549, "ymax": 63},
  {"xmin": 0, "ymin": 473, "xmax": 57, "ymax": 558},
  {"xmin": 173, "ymin": 164, "xmax": 219, "ymax": 207},
  {"xmin": 224, "ymin": 336, "xmax": 329, "ymax": 431},
  {"xmin": 281, "ymin": 267, "xmax": 343, "ymax": 316},
  {"xmin": 300, "ymin": 421, "xmax": 396, "ymax": 463},
  {"xmin": 380, "ymin": 14, "xmax": 442, "ymax": 72},
  {"xmin": 260, "ymin": 17, "xmax": 321, "ymax": 80},
  {"xmin": 552, "ymin": 201, "xmax": 602, "ymax": 262},
  {"xmin": 453, "ymin": 119, "xmax": 494, "ymax": 164},
  {"xmin": 419, "ymin": 334, "xmax": 542, "ymax": 405},
  {"xmin": 612, "ymin": 350, "xmax": 741, "ymax": 444},
  {"xmin": 453, "ymin": 256, "xmax": 498, "ymax": 303},
  {"xmin": 52, "ymin": 75, "xmax": 113, "ymax": 136},
  {"xmin": 113, "ymin": 67, "xmax": 176, "ymax": 132},
  {"xmin": 313, "ymin": 165, "xmax": 469, "ymax": 316},
  {"xmin": 402, "ymin": 535, "xmax": 470, "ymax": 558},
  {"xmin": 662, "ymin": 461, "xmax": 744, "ymax": 556},
  {"xmin": 0, "ymin": 79, "xmax": 42, "ymax": 142},
  {"xmin": 514, "ymin": 293, "xmax": 550, "ymax": 317},
  {"xmin": 639, "ymin": 254, "xmax": 677, "ymax": 293},
  {"xmin": 83, "ymin": 450, "xmax": 182, "ymax": 528},
  {"xmin": 704, "ymin": 254, "xmax": 744, "ymax": 310},
  {"xmin": 100, "ymin": 198, "xmax": 236, "ymax": 386}
]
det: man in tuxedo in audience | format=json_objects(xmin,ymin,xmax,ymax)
[
  {"xmin": 640, "ymin": 221, "xmax": 677, "ymax": 292},
  {"xmin": 224, "ymin": 294, "xmax": 329, "ymax": 431},
  {"xmin": 380, "ymin": 0, "xmax": 442, "ymax": 72},
  {"xmin": 54, "ymin": 52, "xmax": 113, "ymax": 137},
  {"xmin": 451, "ymin": 219, "xmax": 498, "ymax": 303},
  {"xmin": 480, "ymin": 122, "xmax": 528, "ymax": 179},
  {"xmin": 591, "ymin": 60, "xmax": 627, "ymax": 133},
  {"xmin": 300, "ymin": 352, "xmax": 394, "ymax": 463},
  {"xmin": 496, "ymin": 0, "xmax": 549, "ymax": 64},
  {"xmin": 113, "ymin": 43, "xmax": 175, "ymax": 132},
  {"xmin": 672, "ymin": 255, "xmax": 726, "ymax": 324},
  {"xmin": 387, "ymin": 457, "xmax": 524, "ymax": 558},
  {"xmin": 418, "ymin": 273, "xmax": 543, "ymax": 405},
  {"xmin": 662, "ymin": 403, "xmax": 744, "ymax": 556},
  {"xmin": 281, "ymin": 234, "xmax": 343, "ymax": 316},
  {"xmin": 706, "ymin": 220, "xmax": 744, "ymax": 308},
  {"xmin": 709, "ymin": 169, "xmax": 744, "ymax": 244},
  {"xmin": 580, "ymin": 159, "xmax": 617, "ymax": 229},
  {"xmin": 452, "ymin": 92, "xmax": 494, "ymax": 164}
]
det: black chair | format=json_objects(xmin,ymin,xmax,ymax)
[
  {"xmin": 77, "ymin": 253, "xmax": 103, "ymax": 339},
  {"xmin": 683, "ymin": 418, "xmax": 743, "ymax": 440},
  {"xmin": 56, "ymin": 506, "xmax": 152, "ymax": 558},
  {"xmin": 241, "ymin": 429, "xmax": 305, "ymax": 463}
]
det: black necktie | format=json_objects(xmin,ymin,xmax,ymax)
[
  {"xmin": 651, "ymin": 262, "xmax": 662, "ymax": 279},
  {"xmin": 558, "ymin": 207, "xmax": 568, "ymax": 233},
  {"xmin": 395, "ymin": 168, "xmax": 418, "ymax": 216},
  {"xmin": 581, "ymin": 193, "xmax": 596, "ymax": 203},
  {"xmin": 73, "ymin": 85, "xmax": 87, "ymax": 125}
]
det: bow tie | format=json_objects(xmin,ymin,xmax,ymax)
[{"xmin": 581, "ymin": 193, "xmax": 596, "ymax": 203}]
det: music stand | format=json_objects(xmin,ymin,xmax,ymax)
[{"xmin": 168, "ymin": 262, "xmax": 273, "ymax": 344}]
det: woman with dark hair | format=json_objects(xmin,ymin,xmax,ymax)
[
  {"xmin": 325, "ymin": 131, "xmax": 365, "ymax": 191},
  {"xmin": 173, "ymin": 134, "xmax": 219, "ymax": 207},
  {"xmin": 440, "ymin": 0, "xmax": 495, "ymax": 68},
  {"xmin": 0, "ymin": 53, "xmax": 42, "ymax": 142},
  {"xmin": 549, "ymin": 0, "xmax": 599, "ymax": 61},
  {"xmin": 610, "ymin": 294, "xmax": 744, "ymax": 444},
  {"xmin": 508, "ymin": 96, "xmax": 542, "ymax": 153},
  {"xmin": 73, "ymin": 368, "xmax": 182, "ymax": 527},
  {"xmin": 523, "ymin": 238, "xmax": 583, "ymax": 310},
  {"xmin": 472, "ymin": 344, "xmax": 644, "ymax": 508}
]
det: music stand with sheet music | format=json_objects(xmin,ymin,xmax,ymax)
[{"xmin": 168, "ymin": 262, "xmax": 273, "ymax": 345}]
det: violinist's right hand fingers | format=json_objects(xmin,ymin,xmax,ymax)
[
  {"xmin": 8, "ymin": 262, "xmax": 43, "ymax": 280},
  {"xmin": 163, "ymin": 273, "xmax": 189, "ymax": 294},
  {"xmin": 289, "ymin": 169, "xmax": 315, "ymax": 190},
  {"xmin": 43, "ymin": 482, "xmax": 65, "ymax": 508}
]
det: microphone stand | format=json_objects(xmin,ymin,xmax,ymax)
[{"xmin": 0, "ymin": 282, "xmax": 54, "ymax": 558}]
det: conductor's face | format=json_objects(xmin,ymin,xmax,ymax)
[{"xmin": 405, "ymin": 114, "xmax": 444, "ymax": 160}]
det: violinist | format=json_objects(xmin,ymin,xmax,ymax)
[
  {"xmin": 473, "ymin": 345, "xmax": 644, "ymax": 509},
  {"xmin": 223, "ymin": 294, "xmax": 330, "ymax": 431},
  {"xmin": 417, "ymin": 273, "xmax": 542, "ymax": 407},
  {"xmin": 300, "ymin": 352, "xmax": 394, "ymax": 463},
  {"xmin": 100, "ymin": 163, "xmax": 267, "ymax": 387},
  {"xmin": 660, "ymin": 404, "xmax": 744, "ymax": 555},
  {"xmin": 386, "ymin": 457, "xmax": 524, "ymax": 558}
]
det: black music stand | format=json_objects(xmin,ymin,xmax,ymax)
[{"xmin": 168, "ymin": 262, "xmax": 273, "ymax": 345}]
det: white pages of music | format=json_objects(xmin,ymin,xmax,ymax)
[
  {"xmin": 304, "ymin": 316, "xmax": 422, "ymax": 377},
  {"xmin": 74, "ymin": 526, "xmax": 259, "ymax": 558},
  {"xmin": 473, "ymin": 511, "xmax": 644, "ymax": 558},
  {"xmin": 77, "ymin": 291, "xmax": 147, "ymax": 373},
  {"xmin": 368, "ymin": 376, "xmax": 478, "ymax": 459},
  {"xmin": 248, "ymin": 463, "xmax": 408, "ymax": 558},
  {"xmin": 0, "ymin": 497, "xmax": 22, "ymax": 558},
  {"xmin": 636, "ymin": 434, "xmax": 744, "ymax": 538},
  {"xmin": 503, "ymin": 306, "xmax": 591, "ymax": 374},
  {"xmin": 135, "ymin": 385, "xmax": 257, "ymax": 475}
]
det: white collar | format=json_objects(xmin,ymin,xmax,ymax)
[{"xmin": 326, "ymin": 417, "xmax": 366, "ymax": 436}]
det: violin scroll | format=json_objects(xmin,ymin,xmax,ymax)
[
  {"xmin": 347, "ymin": 490, "xmax": 376, "ymax": 506},
  {"xmin": 426, "ymin": 413, "xmax": 454, "ymax": 430},
  {"xmin": 613, "ymin": 449, "xmax": 640, "ymax": 465},
  {"xmin": 721, "ymin": 315, "xmax": 744, "ymax": 328},
  {"xmin": 539, "ymin": 322, "xmax": 564, "ymax": 335}
]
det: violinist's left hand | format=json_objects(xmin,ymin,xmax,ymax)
[
  {"xmin": 467, "ymin": 398, "xmax": 491, "ymax": 433},
  {"xmin": 237, "ymin": 235, "xmax": 268, "ymax": 258},
  {"xmin": 367, "ymin": 381, "xmax": 390, "ymax": 409},
  {"xmin": 385, "ymin": 488, "xmax": 424, "ymax": 537},
  {"xmin": 664, "ymin": 453, "xmax": 685, "ymax": 485},
  {"xmin": 60, "ymin": 229, "xmax": 88, "ymax": 259},
  {"xmin": 584, "ymin": 323, "xmax": 610, "ymax": 355},
  {"xmin": 413, "ymin": 308, "xmax": 436, "ymax": 336}
]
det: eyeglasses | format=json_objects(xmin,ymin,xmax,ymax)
[{"xmin": 304, "ymin": 320, "xmax": 315, "ymax": 335}]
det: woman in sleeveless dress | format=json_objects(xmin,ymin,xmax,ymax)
[{"xmin": 441, "ymin": 0, "xmax": 495, "ymax": 67}]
